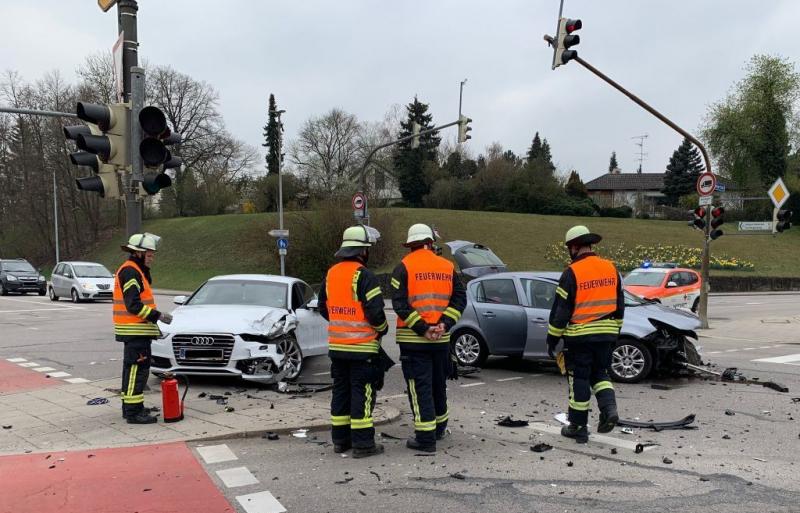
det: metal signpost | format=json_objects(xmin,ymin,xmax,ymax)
[{"xmin": 268, "ymin": 229, "xmax": 289, "ymax": 276}]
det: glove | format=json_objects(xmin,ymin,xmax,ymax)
[
  {"xmin": 547, "ymin": 339, "xmax": 558, "ymax": 359},
  {"xmin": 159, "ymin": 312, "xmax": 173, "ymax": 325}
]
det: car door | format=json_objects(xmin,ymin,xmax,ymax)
[
  {"xmin": 472, "ymin": 278, "xmax": 526, "ymax": 355},
  {"xmin": 291, "ymin": 281, "xmax": 328, "ymax": 356},
  {"xmin": 63, "ymin": 265, "xmax": 76, "ymax": 296},
  {"xmin": 50, "ymin": 264, "xmax": 62, "ymax": 295},
  {"xmin": 520, "ymin": 278, "xmax": 556, "ymax": 357},
  {"xmin": 663, "ymin": 272, "xmax": 683, "ymax": 307},
  {"xmin": 56, "ymin": 264, "xmax": 70, "ymax": 296}
]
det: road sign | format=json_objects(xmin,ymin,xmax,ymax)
[
  {"xmin": 98, "ymin": 0, "xmax": 118, "ymax": 12},
  {"xmin": 767, "ymin": 177, "xmax": 790, "ymax": 209},
  {"xmin": 268, "ymin": 229, "xmax": 289, "ymax": 238},
  {"xmin": 715, "ymin": 183, "xmax": 726, "ymax": 192},
  {"xmin": 698, "ymin": 195, "xmax": 713, "ymax": 206},
  {"xmin": 352, "ymin": 192, "xmax": 366, "ymax": 211},
  {"xmin": 278, "ymin": 248, "xmax": 287, "ymax": 256},
  {"xmin": 696, "ymin": 172, "xmax": 717, "ymax": 196},
  {"xmin": 738, "ymin": 221, "xmax": 773, "ymax": 231},
  {"xmin": 277, "ymin": 238, "xmax": 289, "ymax": 250}
]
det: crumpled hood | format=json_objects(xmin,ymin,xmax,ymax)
[
  {"xmin": 161, "ymin": 305, "xmax": 297, "ymax": 336},
  {"xmin": 635, "ymin": 302, "xmax": 702, "ymax": 331}
]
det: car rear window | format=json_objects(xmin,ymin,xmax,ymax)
[{"xmin": 623, "ymin": 271, "xmax": 665, "ymax": 287}]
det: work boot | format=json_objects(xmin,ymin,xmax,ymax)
[
  {"xmin": 126, "ymin": 410, "xmax": 158, "ymax": 424},
  {"xmin": 406, "ymin": 436, "xmax": 436, "ymax": 453},
  {"xmin": 561, "ymin": 424, "xmax": 589, "ymax": 443},
  {"xmin": 597, "ymin": 405, "xmax": 619, "ymax": 434},
  {"xmin": 333, "ymin": 442, "xmax": 351, "ymax": 454},
  {"xmin": 352, "ymin": 444, "xmax": 384, "ymax": 459},
  {"xmin": 436, "ymin": 428, "xmax": 450, "ymax": 441},
  {"xmin": 123, "ymin": 406, "xmax": 157, "ymax": 419}
]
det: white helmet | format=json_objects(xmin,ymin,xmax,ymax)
[
  {"xmin": 335, "ymin": 225, "xmax": 381, "ymax": 258},
  {"xmin": 122, "ymin": 232, "xmax": 161, "ymax": 253},
  {"xmin": 564, "ymin": 225, "xmax": 602, "ymax": 247},
  {"xmin": 404, "ymin": 223, "xmax": 437, "ymax": 247}
]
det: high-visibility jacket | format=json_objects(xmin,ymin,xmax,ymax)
[
  {"xmin": 325, "ymin": 261, "xmax": 380, "ymax": 354},
  {"xmin": 394, "ymin": 249, "xmax": 457, "ymax": 345},
  {"xmin": 113, "ymin": 260, "xmax": 161, "ymax": 338}
]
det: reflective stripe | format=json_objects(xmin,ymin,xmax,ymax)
[
  {"xmin": 127, "ymin": 364, "xmax": 137, "ymax": 398},
  {"xmin": 372, "ymin": 320, "xmax": 388, "ymax": 332},
  {"xmin": 408, "ymin": 293, "xmax": 451, "ymax": 302},
  {"xmin": 416, "ymin": 304, "xmax": 445, "ymax": 313},
  {"xmin": 351, "ymin": 270, "xmax": 360, "ymax": 300},
  {"xmin": 391, "ymin": 278, "xmax": 400, "ymax": 289},
  {"xmin": 351, "ymin": 382, "xmax": 374, "ymax": 430},
  {"xmin": 121, "ymin": 394, "xmax": 144, "ymax": 404},
  {"xmin": 137, "ymin": 305, "xmax": 152, "ymax": 319},
  {"xmin": 329, "ymin": 341, "xmax": 379, "ymax": 353},
  {"xmin": 573, "ymin": 299, "xmax": 617, "ymax": 309},
  {"xmin": 404, "ymin": 311, "xmax": 422, "ymax": 327},
  {"xmin": 569, "ymin": 399, "xmax": 591, "ymax": 411},
  {"xmin": 592, "ymin": 381, "xmax": 614, "ymax": 394},
  {"xmin": 436, "ymin": 408, "xmax": 449, "ymax": 424},
  {"xmin": 329, "ymin": 320, "xmax": 372, "ymax": 328},
  {"xmin": 331, "ymin": 415, "xmax": 351, "ymax": 427},
  {"xmin": 365, "ymin": 287, "xmax": 382, "ymax": 301},
  {"xmin": 328, "ymin": 330, "xmax": 374, "ymax": 339},
  {"xmin": 409, "ymin": 379, "xmax": 421, "ymax": 426},
  {"xmin": 396, "ymin": 327, "xmax": 450, "ymax": 344},
  {"xmin": 122, "ymin": 279, "xmax": 140, "ymax": 293},
  {"xmin": 415, "ymin": 420, "xmax": 436, "ymax": 431},
  {"xmin": 548, "ymin": 324, "xmax": 565, "ymax": 337},
  {"xmin": 443, "ymin": 307, "xmax": 461, "ymax": 322},
  {"xmin": 351, "ymin": 418, "xmax": 374, "ymax": 429},
  {"xmin": 556, "ymin": 286, "xmax": 568, "ymax": 300}
]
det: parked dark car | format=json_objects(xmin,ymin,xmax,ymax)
[{"xmin": 0, "ymin": 259, "xmax": 46, "ymax": 296}]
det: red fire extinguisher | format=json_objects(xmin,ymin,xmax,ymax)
[{"xmin": 161, "ymin": 372, "xmax": 188, "ymax": 423}]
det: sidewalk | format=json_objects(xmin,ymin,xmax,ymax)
[{"xmin": 0, "ymin": 377, "xmax": 400, "ymax": 456}]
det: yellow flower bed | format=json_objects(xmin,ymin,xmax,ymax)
[{"xmin": 544, "ymin": 243, "xmax": 755, "ymax": 272}]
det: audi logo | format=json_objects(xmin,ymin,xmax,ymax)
[{"xmin": 191, "ymin": 336, "xmax": 215, "ymax": 346}]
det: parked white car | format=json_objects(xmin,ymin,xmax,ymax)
[
  {"xmin": 49, "ymin": 261, "xmax": 115, "ymax": 302},
  {"xmin": 151, "ymin": 274, "xmax": 328, "ymax": 383}
]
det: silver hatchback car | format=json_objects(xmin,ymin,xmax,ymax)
[{"xmin": 49, "ymin": 261, "xmax": 115, "ymax": 303}]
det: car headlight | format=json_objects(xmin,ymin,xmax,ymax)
[
  {"xmin": 6, "ymin": 275, "xmax": 17, "ymax": 282},
  {"xmin": 38, "ymin": 276, "xmax": 45, "ymax": 282},
  {"xmin": 81, "ymin": 283, "xmax": 96, "ymax": 290}
]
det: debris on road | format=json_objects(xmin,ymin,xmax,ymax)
[
  {"xmin": 662, "ymin": 457, "xmax": 673, "ymax": 464},
  {"xmin": 635, "ymin": 443, "xmax": 658, "ymax": 454},
  {"xmin": 530, "ymin": 443, "xmax": 553, "ymax": 453},
  {"xmin": 753, "ymin": 457, "xmax": 767, "ymax": 462},
  {"xmin": 197, "ymin": 392, "xmax": 207, "ymax": 398},
  {"xmin": 725, "ymin": 410, "xmax": 735, "ymax": 416},
  {"xmin": 620, "ymin": 427, "xmax": 634, "ymax": 435},
  {"xmin": 449, "ymin": 472, "xmax": 466, "ymax": 480},
  {"xmin": 334, "ymin": 477, "xmax": 354, "ymax": 485},
  {"xmin": 86, "ymin": 397, "xmax": 109, "ymax": 406},
  {"xmin": 379, "ymin": 432, "xmax": 403, "ymax": 440},
  {"xmin": 497, "ymin": 416, "xmax": 529, "ymax": 427},
  {"xmin": 276, "ymin": 382, "xmax": 334, "ymax": 394},
  {"xmin": 292, "ymin": 429, "xmax": 308, "ymax": 438},
  {"xmin": 263, "ymin": 432, "xmax": 279, "ymax": 440},
  {"xmin": 682, "ymin": 363, "xmax": 789, "ymax": 393},
  {"xmin": 651, "ymin": 384, "xmax": 674, "ymax": 391},
  {"xmin": 369, "ymin": 471, "xmax": 381, "ymax": 482},
  {"xmin": 554, "ymin": 413, "xmax": 569, "ymax": 425},
  {"xmin": 2, "ymin": 425, "xmax": 11, "ymax": 430},
  {"xmin": 618, "ymin": 414, "xmax": 697, "ymax": 431},
  {"xmin": 224, "ymin": 406, "xmax": 235, "ymax": 412},
  {"xmin": 611, "ymin": 448, "xmax": 618, "ymax": 455}
]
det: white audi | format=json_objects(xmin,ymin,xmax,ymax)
[{"xmin": 151, "ymin": 275, "xmax": 328, "ymax": 383}]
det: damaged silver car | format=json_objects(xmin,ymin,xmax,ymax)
[{"xmin": 151, "ymin": 275, "xmax": 328, "ymax": 383}]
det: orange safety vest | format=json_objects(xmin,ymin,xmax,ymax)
[
  {"xmin": 113, "ymin": 260, "xmax": 161, "ymax": 338},
  {"xmin": 325, "ymin": 261, "xmax": 379, "ymax": 354},
  {"xmin": 568, "ymin": 255, "xmax": 619, "ymax": 325},
  {"xmin": 396, "ymin": 249, "xmax": 455, "ymax": 344}
]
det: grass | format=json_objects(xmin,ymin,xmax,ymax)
[{"xmin": 88, "ymin": 208, "xmax": 800, "ymax": 291}]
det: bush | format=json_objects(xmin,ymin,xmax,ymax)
[{"xmin": 597, "ymin": 206, "xmax": 633, "ymax": 218}]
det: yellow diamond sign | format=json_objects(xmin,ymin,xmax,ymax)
[{"xmin": 768, "ymin": 177, "xmax": 790, "ymax": 209}]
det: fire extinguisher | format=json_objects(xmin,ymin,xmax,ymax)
[{"xmin": 161, "ymin": 372, "xmax": 189, "ymax": 423}]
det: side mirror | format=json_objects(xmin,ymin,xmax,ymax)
[
  {"xmin": 666, "ymin": 281, "xmax": 678, "ymax": 288},
  {"xmin": 173, "ymin": 295, "xmax": 187, "ymax": 305},
  {"xmin": 307, "ymin": 299, "xmax": 319, "ymax": 310}
]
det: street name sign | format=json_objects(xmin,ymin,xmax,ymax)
[{"xmin": 738, "ymin": 222, "xmax": 772, "ymax": 231}]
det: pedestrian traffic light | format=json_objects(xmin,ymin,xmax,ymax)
[
  {"xmin": 710, "ymin": 206, "xmax": 724, "ymax": 240},
  {"xmin": 137, "ymin": 105, "xmax": 181, "ymax": 195},
  {"xmin": 775, "ymin": 209, "xmax": 792, "ymax": 233},
  {"xmin": 457, "ymin": 115, "xmax": 472, "ymax": 143},
  {"xmin": 553, "ymin": 17, "xmax": 582, "ymax": 69},
  {"xmin": 688, "ymin": 207, "xmax": 706, "ymax": 230},
  {"xmin": 411, "ymin": 121, "xmax": 420, "ymax": 149}
]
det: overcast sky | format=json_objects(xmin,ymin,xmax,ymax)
[{"xmin": 2, "ymin": 0, "xmax": 799, "ymax": 181}]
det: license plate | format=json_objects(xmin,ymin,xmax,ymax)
[{"xmin": 179, "ymin": 348, "xmax": 224, "ymax": 361}]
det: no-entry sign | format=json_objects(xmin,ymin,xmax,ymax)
[{"xmin": 696, "ymin": 172, "xmax": 717, "ymax": 197}]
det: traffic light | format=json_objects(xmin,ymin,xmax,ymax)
[
  {"xmin": 710, "ymin": 206, "xmax": 724, "ymax": 240},
  {"xmin": 137, "ymin": 106, "xmax": 181, "ymax": 195},
  {"xmin": 457, "ymin": 115, "xmax": 472, "ymax": 143},
  {"xmin": 775, "ymin": 209, "xmax": 792, "ymax": 233},
  {"xmin": 64, "ymin": 102, "xmax": 128, "ymax": 198},
  {"xmin": 411, "ymin": 121, "xmax": 420, "ymax": 149},
  {"xmin": 553, "ymin": 17, "xmax": 582, "ymax": 68},
  {"xmin": 688, "ymin": 207, "xmax": 706, "ymax": 230}
]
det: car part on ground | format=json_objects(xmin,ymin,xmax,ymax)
[
  {"xmin": 617, "ymin": 414, "xmax": 698, "ymax": 431},
  {"xmin": 681, "ymin": 363, "xmax": 789, "ymax": 393}
]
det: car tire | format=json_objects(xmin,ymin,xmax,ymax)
[
  {"xmin": 0, "ymin": 282, "xmax": 6, "ymax": 296},
  {"xmin": 48, "ymin": 287, "xmax": 59, "ymax": 301},
  {"xmin": 453, "ymin": 330, "xmax": 489, "ymax": 367},
  {"xmin": 610, "ymin": 338, "xmax": 653, "ymax": 383},
  {"xmin": 691, "ymin": 297, "xmax": 699, "ymax": 313},
  {"xmin": 70, "ymin": 288, "xmax": 81, "ymax": 304},
  {"xmin": 278, "ymin": 336, "xmax": 303, "ymax": 381},
  {"xmin": 38, "ymin": 288, "xmax": 46, "ymax": 296}
]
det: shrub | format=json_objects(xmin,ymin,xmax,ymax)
[{"xmin": 597, "ymin": 206, "xmax": 633, "ymax": 218}]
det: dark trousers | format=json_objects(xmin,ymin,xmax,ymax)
[
  {"xmin": 400, "ymin": 349, "xmax": 450, "ymax": 445},
  {"xmin": 330, "ymin": 357, "xmax": 379, "ymax": 449},
  {"xmin": 564, "ymin": 340, "xmax": 616, "ymax": 426},
  {"xmin": 121, "ymin": 338, "xmax": 152, "ymax": 417}
]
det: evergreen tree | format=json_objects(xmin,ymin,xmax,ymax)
[
  {"xmin": 661, "ymin": 137, "xmax": 705, "ymax": 206},
  {"xmin": 527, "ymin": 132, "xmax": 543, "ymax": 162},
  {"xmin": 262, "ymin": 94, "xmax": 281, "ymax": 175},
  {"xmin": 526, "ymin": 132, "xmax": 555, "ymax": 176},
  {"xmin": 609, "ymin": 151, "xmax": 619, "ymax": 173},
  {"xmin": 565, "ymin": 170, "xmax": 588, "ymax": 198},
  {"xmin": 393, "ymin": 97, "xmax": 440, "ymax": 206}
]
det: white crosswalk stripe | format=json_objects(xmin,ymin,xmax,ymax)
[{"xmin": 752, "ymin": 353, "xmax": 800, "ymax": 365}]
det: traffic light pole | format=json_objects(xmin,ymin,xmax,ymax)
[{"xmin": 117, "ymin": 0, "xmax": 141, "ymax": 236}]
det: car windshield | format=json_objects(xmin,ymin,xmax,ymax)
[
  {"xmin": 3, "ymin": 262, "xmax": 35, "ymax": 273},
  {"xmin": 624, "ymin": 271, "xmax": 665, "ymax": 287},
  {"xmin": 187, "ymin": 280, "xmax": 288, "ymax": 308},
  {"xmin": 457, "ymin": 247, "xmax": 504, "ymax": 267},
  {"xmin": 73, "ymin": 265, "xmax": 113, "ymax": 278},
  {"xmin": 624, "ymin": 290, "xmax": 651, "ymax": 306}
]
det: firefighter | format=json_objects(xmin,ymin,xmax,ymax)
[
  {"xmin": 114, "ymin": 233, "xmax": 173, "ymax": 424},
  {"xmin": 318, "ymin": 225, "xmax": 389, "ymax": 458},
  {"xmin": 391, "ymin": 224, "xmax": 466, "ymax": 453},
  {"xmin": 546, "ymin": 226, "xmax": 624, "ymax": 443}
]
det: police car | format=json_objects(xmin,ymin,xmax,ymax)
[{"xmin": 623, "ymin": 263, "xmax": 702, "ymax": 312}]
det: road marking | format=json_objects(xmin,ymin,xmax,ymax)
[
  {"xmin": 0, "ymin": 307, "xmax": 86, "ymax": 314},
  {"xmin": 196, "ymin": 444, "xmax": 238, "ymax": 464},
  {"xmin": 753, "ymin": 353, "xmax": 800, "ymax": 364},
  {"xmin": 758, "ymin": 346, "xmax": 772, "ymax": 349},
  {"xmin": 707, "ymin": 351, "xmax": 721, "ymax": 355},
  {"xmin": 6, "ymin": 358, "xmax": 26, "ymax": 363},
  {"xmin": 18, "ymin": 362, "xmax": 40, "ymax": 367},
  {"xmin": 496, "ymin": 377, "xmax": 524, "ymax": 382},
  {"xmin": 236, "ymin": 491, "xmax": 287, "ymax": 513},
  {"xmin": 529, "ymin": 422, "xmax": 655, "ymax": 452},
  {"xmin": 0, "ymin": 297, "xmax": 83, "ymax": 308},
  {"xmin": 64, "ymin": 377, "xmax": 91, "ymax": 384},
  {"xmin": 745, "ymin": 302, "xmax": 763, "ymax": 305},
  {"xmin": 32, "ymin": 367, "xmax": 56, "ymax": 372},
  {"xmin": 460, "ymin": 382, "xmax": 485, "ymax": 388},
  {"xmin": 216, "ymin": 466, "xmax": 259, "ymax": 488},
  {"xmin": 312, "ymin": 371, "xmax": 330, "ymax": 376},
  {"xmin": 724, "ymin": 349, "xmax": 739, "ymax": 353},
  {"xmin": 47, "ymin": 371, "xmax": 71, "ymax": 378}
]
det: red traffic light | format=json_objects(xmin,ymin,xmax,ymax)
[
  {"xmin": 565, "ymin": 19, "xmax": 582, "ymax": 33},
  {"xmin": 693, "ymin": 207, "xmax": 706, "ymax": 218},
  {"xmin": 711, "ymin": 206, "xmax": 725, "ymax": 218}
]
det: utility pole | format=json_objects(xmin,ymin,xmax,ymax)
[
  {"xmin": 117, "ymin": 0, "xmax": 141, "ymax": 236},
  {"xmin": 275, "ymin": 110, "xmax": 286, "ymax": 276}
]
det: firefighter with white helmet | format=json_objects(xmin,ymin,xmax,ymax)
[
  {"xmin": 113, "ymin": 233, "xmax": 173, "ymax": 424},
  {"xmin": 547, "ymin": 225, "xmax": 624, "ymax": 443}
]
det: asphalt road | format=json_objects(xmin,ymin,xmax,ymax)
[{"xmin": 2, "ymin": 292, "xmax": 799, "ymax": 512}]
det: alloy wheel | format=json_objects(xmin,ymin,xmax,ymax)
[
  {"xmin": 455, "ymin": 333, "xmax": 482, "ymax": 366},
  {"xmin": 278, "ymin": 337, "xmax": 303, "ymax": 380},
  {"xmin": 611, "ymin": 344, "xmax": 646, "ymax": 380}
]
